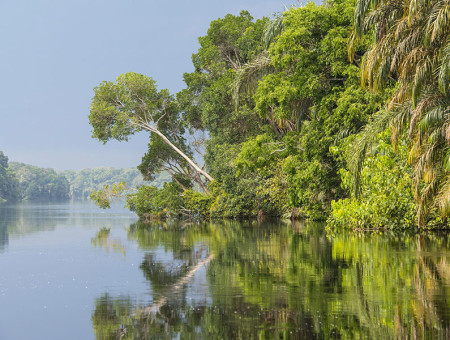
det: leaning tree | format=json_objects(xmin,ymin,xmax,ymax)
[{"xmin": 89, "ymin": 72, "xmax": 213, "ymax": 193}]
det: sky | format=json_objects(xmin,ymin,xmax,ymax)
[{"xmin": 0, "ymin": 0, "xmax": 301, "ymax": 171}]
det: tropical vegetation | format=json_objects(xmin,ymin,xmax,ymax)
[
  {"xmin": 0, "ymin": 152, "xmax": 70, "ymax": 202},
  {"xmin": 88, "ymin": 0, "xmax": 450, "ymax": 229},
  {"xmin": 0, "ymin": 151, "xmax": 166, "ymax": 203},
  {"xmin": 0, "ymin": 151, "xmax": 20, "ymax": 202},
  {"xmin": 9, "ymin": 162, "xmax": 70, "ymax": 201},
  {"xmin": 62, "ymin": 167, "xmax": 169, "ymax": 200}
]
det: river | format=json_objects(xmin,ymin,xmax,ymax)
[{"xmin": 0, "ymin": 201, "xmax": 449, "ymax": 339}]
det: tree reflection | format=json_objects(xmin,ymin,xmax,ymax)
[
  {"xmin": 91, "ymin": 228, "xmax": 126, "ymax": 255},
  {"xmin": 0, "ymin": 208, "xmax": 11, "ymax": 251},
  {"xmin": 0, "ymin": 203, "xmax": 69, "ymax": 251},
  {"xmin": 92, "ymin": 221, "xmax": 450, "ymax": 339}
]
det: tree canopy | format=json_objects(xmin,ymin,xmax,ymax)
[
  {"xmin": 346, "ymin": 0, "xmax": 450, "ymax": 226},
  {"xmin": 9, "ymin": 162, "xmax": 70, "ymax": 201},
  {"xmin": 88, "ymin": 0, "xmax": 450, "ymax": 229},
  {"xmin": 0, "ymin": 151, "xmax": 20, "ymax": 202},
  {"xmin": 62, "ymin": 167, "xmax": 169, "ymax": 200},
  {"xmin": 89, "ymin": 72, "xmax": 212, "ymax": 190}
]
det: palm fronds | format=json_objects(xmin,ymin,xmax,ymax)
[
  {"xmin": 348, "ymin": 108, "xmax": 399, "ymax": 196},
  {"xmin": 262, "ymin": 15, "xmax": 284, "ymax": 50},
  {"xmin": 232, "ymin": 51, "xmax": 273, "ymax": 108},
  {"xmin": 350, "ymin": 0, "xmax": 450, "ymax": 226},
  {"xmin": 232, "ymin": 14, "xmax": 285, "ymax": 109}
]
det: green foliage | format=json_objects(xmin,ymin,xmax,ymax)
[
  {"xmin": 255, "ymin": 0, "xmax": 357, "ymax": 125},
  {"xmin": 180, "ymin": 11, "xmax": 268, "ymax": 144},
  {"xmin": 233, "ymin": 134, "xmax": 289, "ymax": 216},
  {"xmin": 182, "ymin": 0, "xmax": 378, "ymax": 220},
  {"xmin": 0, "ymin": 151, "xmax": 20, "ymax": 202},
  {"xmin": 350, "ymin": 0, "xmax": 450, "ymax": 225},
  {"xmin": 255, "ymin": 160, "xmax": 290, "ymax": 215},
  {"xmin": 183, "ymin": 189, "xmax": 213, "ymax": 219},
  {"xmin": 239, "ymin": 0, "xmax": 384, "ymax": 219},
  {"xmin": 62, "ymin": 167, "xmax": 168, "ymax": 200},
  {"xmin": 90, "ymin": 71, "xmax": 212, "ymax": 190},
  {"xmin": 208, "ymin": 178, "xmax": 260, "ymax": 218},
  {"xmin": 204, "ymin": 143, "xmax": 268, "ymax": 218},
  {"xmin": 234, "ymin": 133, "xmax": 282, "ymax": 174},
  {"xmin": 284, "ymin": 156, "xmax": 332, "ymax": 220},
  {"xmin": 180, "ymin": 0, "xmax": 388, "ymax": 221},
  {"xmin": 89, "ymin": 182, "xmax": 127, "ymax": 209},
  {"xmin": 126, "ymin": 182, "xmax": 185, "ymax": 220},
  {"xmin": 9, "ymin": 162, "xmax": 70, "ymax": 201},
  {"xmin": 90, "ymin": 72, "xmax": 176, "ymax": 142},
  {"xmin": 328, "ymin": 133, "xmax": 417, "ymax": 229},
  {"xmin": 85, "ymin": 0, "xmax": 448, "ymax": 228}
]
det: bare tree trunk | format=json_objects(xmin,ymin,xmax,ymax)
[
  {"xmin": 152, "ymin": 128, "xmax": 214, "ymax": 182},
  {"xmin": 133, "ymin": 120, "xmax": 214, "ymax": 183},
  {"xmin": 138, "ymin": 254, "xmax": 214, "ymax": 315}
]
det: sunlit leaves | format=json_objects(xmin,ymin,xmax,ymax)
[
  {"xmin": 89, "ymin": 72, "xmax": 176, "ymax": 143},
  {"xmin": 89, "ymin": 182, "xmax": 127, "ymax": 209},
  {"xmin": 350, "ymin": 0, "xmax": 450, "ymax": 225},
  {"xmin": 329, "ymin": 134, "xmax": 417, "ymax": 229}
]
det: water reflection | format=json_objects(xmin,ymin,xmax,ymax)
[
  {"xmin": 0, "ymin": 203, "xmax": 68, "ymax": 251},
  {"xmin": 92, "ymin": 220, "xmax": 450, "ymax": 339},
  {"xmin": 91, "ymin": 228, "xmax": 126, "ymax": 255}
]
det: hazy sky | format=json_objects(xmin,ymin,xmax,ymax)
[{"xmin": 0, "ymin": 0, "xmax": 300, "ymax": 170}]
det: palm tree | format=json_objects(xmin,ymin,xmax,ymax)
[
  {"xmin": 349, "ymin": 0, "xmax": 450, "ymax": 226},
  {"xmin": 231, "ymin": 15, "xmax": 302, "ymax": 134}
]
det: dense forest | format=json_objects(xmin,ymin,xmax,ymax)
[
  {"xmin": 0, "ymin": 150, "xmax": 169, "ymax": 202},
  {"xmin": 87, "ymin": 0, "xmax": 448, "ymax": 229},
  {"xmin": 10, "ymin": 162, "xmax": 70, "ymax": 201},
  {"xmin": 62, "ymin": 168, "xmax": 169, "ymax": 200},
  {"xmin": 0, "ymin": 152, "xmax": 69, "ymax": 202},
  {"xmin": 0, "ymin": 151, "xmax": 20, "ymax": 202}
]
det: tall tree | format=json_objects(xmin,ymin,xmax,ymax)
[
  {"xmin": 178, "ymin": 10, "xmax": 268, "ymax": 145},
  {"xmin": 9, "ymin": 162, "xmax": 70, "ymax": 201},
  {"xmin": 235, "ymin": 0, "xmax": 383, "ymax": 218},
  {"xmin": 89, "ymin": 72, "xmax": 213, "ymax": 191},
  {"xmin": 349, "ymin": 0, "xmax": 450, "ymax": 225}
]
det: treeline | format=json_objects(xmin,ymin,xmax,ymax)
[
  {"xmin": 0, "ymin": 150, "xmax": 169, "ymax": 202},
  {"xmin": 0, "ymin": 152, "xmax": 70, "ymax": 202},
  {"xmin": 62, "ymin": 168, "xmax": 169, "ymax": 200},
  {"xmin": 0, "ymin": 151, "xmax": 20, "ymax": 202},
  {"xmin": 10, "ymin": 162, "xmax": 70, "ymax": 201},
  {"xmin": 89, "ymin": 0, "xmax": 449, "ymax": 229}
]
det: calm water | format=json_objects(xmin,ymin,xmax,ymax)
[{"xmin": 1, "ymin": 202, "xmax": 450, "ymax": 339}]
